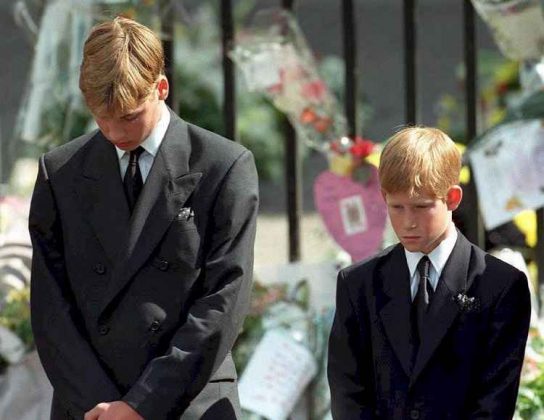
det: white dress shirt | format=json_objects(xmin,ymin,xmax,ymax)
[
  {"xmin": 116, "ymin": 101, "xmax": 170, "ymax": 182},
  {"xmin": 405, "ymin": 224, "xmax": 458, "ymax": 301}
]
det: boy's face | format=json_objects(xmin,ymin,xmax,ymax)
[
  {"xmin": 93, "ymin": 77, "xmax": 169, "ymax": 151},
  {"xmin": 382, "ymin": 186, "xmax": 462, "ymax": 254}
]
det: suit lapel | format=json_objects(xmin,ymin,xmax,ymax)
[
  {"xmin": 75, "ymin": 133, "xmax": 130, "ymax": 264},
  {"xmin": 377, "ymin": 244, "xmax": 413, "ymax": 377},
  {"xmin": 98, "ymin": 113, "xmax": 202, "ymax": 316},
  {"xmin": 410, "ymin": 232, "xmax": 480, "ymax": 386}
]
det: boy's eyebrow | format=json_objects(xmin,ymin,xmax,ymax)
[{"xmin": 121, "ymin": 109, "xmax": 144, "ymax": 119}]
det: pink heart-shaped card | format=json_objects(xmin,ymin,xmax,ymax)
[{"xmin": 314, "ymin": 166, "xmax": 387, "ymax": 262}]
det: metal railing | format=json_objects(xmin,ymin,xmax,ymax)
[{"xmin": 165, "ymin": 0, "xmax": 543, "ymax": 304}]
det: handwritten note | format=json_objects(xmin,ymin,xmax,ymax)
[{"xmin": 239, "ymin": 329, "xmax": 317, "ymax": 420}]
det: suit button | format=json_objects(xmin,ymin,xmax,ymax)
[
  {"xmin": 93, "ymin": 264, "xmax": 106, "ymax": 275},
  {"xmin": 158, "ymin": 259, "xmax": 169, "ymax": 271},
  {"xmin": 410, "ymin": 409, "xmax": 420, "ymax": 419},
  {"xmin": 98, "ymin": 325, "xmax": 110, "ymax": 335},
  {"xmin": 149, "ymin": 321, "xmax": 161, "ymax": 332}
]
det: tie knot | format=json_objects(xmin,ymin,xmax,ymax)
[
  {"xmin": 128, "ymin": 146, "xmax": 145, "ymax": 165},
  {"xmin": 417, "ymin": 256, "xmax": 431, "ymax": 280}
]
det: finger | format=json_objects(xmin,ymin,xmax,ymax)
[
  {"xmin": 84, "ymin": 403, "xmax": 109, "ymax": 420},
  {"xmin": 84, "ymin": 408, "xmax": 99, "ymax": 420}
]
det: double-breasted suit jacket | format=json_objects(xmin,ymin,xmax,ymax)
[
  {"xmin": 328, "ymin": 232, "xmax": 531, "ymax": 419},
  {"xmin": 29, "ymin": 109, "xmax": 259, "ymax": 419}
]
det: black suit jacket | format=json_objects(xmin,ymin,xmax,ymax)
[
  {"xmin": 29, "ymin": 110, "xmax": 258, "ymax": 419},
  {"xmin": 328, "ymin": 232, "xmax": 531, "ymax": 419}
]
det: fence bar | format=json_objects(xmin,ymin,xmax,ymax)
[
  {"xmin": 462, "ymin": 0, "xmax": 486, "ymax": 249},
  {"xmin": 464, "ymin": 0, "xmax": 477, "ymax": 141},
  {"xmin": 221, "ymin": 0, "xmax": 236, "ymax": 141},
  {"xmin": 163, "ymin": 5, "xmax": 176, "ymax": 113},
  {"xmin": 403, "ymin": 0, "xmax": 417, "ymax": 125},
  {"xmin": 342, "ymin": 0, "xmax": 357, "ymax": 137},
  {"xmin": 282, "ymin": 0, "xmax": 301, "ymax": 262}
]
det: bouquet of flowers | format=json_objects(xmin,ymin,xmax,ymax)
[{"xmin": 233, "ymin": 279, "xmax": 333, "ymax": 419}]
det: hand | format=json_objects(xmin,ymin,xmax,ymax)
[
  {"xmin": 84, "ymin": 403, "xmax": 109, "ymax": 420},
  {"xmin": 85, "ymin": 401, "xmax": 144, "ymax": 420}
]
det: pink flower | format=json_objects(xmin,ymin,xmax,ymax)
[{"xmin": 301, "ymin": 80, "xmax": 328, "ymax": 103}]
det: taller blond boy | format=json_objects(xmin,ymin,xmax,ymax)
[
  {"xmin": 328, "ymin": 127, "xmax": 530, "ymax": 419},
  {"xmin": 29, "ymin": 17, "xmax": 258, "ymax": 420}
]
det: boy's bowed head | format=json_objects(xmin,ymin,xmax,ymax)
[
  {"xmin": 379, "ymin": 127, "xmax": 463, "ymax": 254},
  {"xmin": 79, "ymin": 17, "xmax": 169, "ymax": 152}
]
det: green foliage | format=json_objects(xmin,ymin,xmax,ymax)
[
  {"xmin": 516, "ymin": 330, "xmax": 544, "ymax": 419},
  {"xmin": 435, "ymin": 50, "xmax": 520, "ymax": 144},
  {"xmin": 517, "ymin": 370, "xmax": 544, "ymax": 419},
  {"xmin": 0, "ymin": 288, "xmax": 33, "ymax": 354}
]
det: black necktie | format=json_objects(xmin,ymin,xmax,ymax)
[
  {"xmin": 414, "ymin": 256, "xmax": 433, "ymax": 343},
  {"xmin": 123, "ymin": 147, "xmax": 145, "ymax": 212}
]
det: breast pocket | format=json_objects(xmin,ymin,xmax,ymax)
[{"xmin": 157, "ymin": 219, "xmax": 202, "ymax": 269}]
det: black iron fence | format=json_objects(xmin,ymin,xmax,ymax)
[{"xmin": 163, "ymin": 0, "xmax": 543, "ymax": 305}]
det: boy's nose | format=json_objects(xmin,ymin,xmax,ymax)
[
  {"xmin": 405, "ymin": 217, "xmax": 417, "ymax": 229},
  {"xmin": 106, "ymin": 126, "xmax": 125, "ymax": 143}
]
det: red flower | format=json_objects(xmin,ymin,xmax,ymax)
[
  {"xmin": 496, "ymin": 82, "xmax": 509, "ymax": 96},
  {"xmin": 349, "ymin": 136, "xmax": 374, "ymax": 159},
  {"xmin": 313, "ymin": 116, "xmax": 332, "ymax": 133},
  {"xmin": 299, "ymin": 107, "xmax": 317, "ymax": 124},
  {"xmin": 301, "ymin": 79, "xmax": 328, "ymax": 103}
]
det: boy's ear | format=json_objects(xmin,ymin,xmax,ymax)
[
  {"xmin": 381, "ymin": 189, "xmax": 388, "ymax": 202},
  {"xmin": 157, "ymin": 76, "xmax": 169, "ymax": 101},
  {"xmin": 446, "ymin": 185, "xmax": 463, "ymax": 211}
]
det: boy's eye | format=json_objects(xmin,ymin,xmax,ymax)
[{"xmin": 125, "ymin": 115, "xmax": 138, "ymax": 122}]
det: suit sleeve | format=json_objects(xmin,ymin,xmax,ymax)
[
  {"xmin": 467, "ymin": 270, "xmax": 531, "ymax": 419},
  {"xmin": 29, "ymin": 155, "xmax": 122, "ymax": 417},
  {"xmin": 123, "ymin": 150, "xmax": 258, "ymax": 419},
  {"xmin": 327, "ymin": 269, "xmax": 376, "ymax": 419}
]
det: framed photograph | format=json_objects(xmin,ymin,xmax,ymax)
[{"xmin": 339, "ymin": 195, "xmax": 367, "ymax": 236}]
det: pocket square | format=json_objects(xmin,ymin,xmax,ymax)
[{"xmin": 177, "ymin": 207, "xmax": 195, "ymax": 221}]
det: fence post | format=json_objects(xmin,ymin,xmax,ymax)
[
  {"xmin": 163, "ymin": 2, "xmax": 177, "ymax": 114},
  {"xmin": 282, "ymin": 0, "xmax": 302, "ymax": 262},
  {"xmin": 404, "ymin": 0, "xmax": 417, "ymax": 125},
  {"xmin": 342, "ymin": 0, "xmax": 357, "ymax": 138},
  {"xmin": 463, "ymin": 0, "xmax": 486, "ymax": 249},
  {"xmin": 221, "ymin": 0, "xmax": 236, "ymax": 141}
]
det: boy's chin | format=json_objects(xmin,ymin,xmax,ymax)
[
  {"xmin": 402, "ymin": 243, "xmax": 423, "ymax": 252},
  {"xmin": 400, "ymin": 240, "xmax": 427, "ymax": 253}
]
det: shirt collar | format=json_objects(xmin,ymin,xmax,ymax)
[
  {"xmin": 405, "ymin": 223, "xmax": 458, "ymax": 278},
  {"xmin": 115, "ymin": 101, "xmax": 170, "ymax": 160}
]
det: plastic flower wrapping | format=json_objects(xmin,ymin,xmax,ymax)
[
  {"xmin": 230, "ymin": 8, "xmax": 381, "ymax": 172},
  {"xmin": 230, "ymin": 8, "xmax": 347, "ymax": 153},
  {"xmin": 471, "ymin": 0, "xmax": 544, "ymax": 61}
]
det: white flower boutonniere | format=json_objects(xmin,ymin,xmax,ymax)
[{"xmin": 454, "ymin": 293, "xmax": 480, "ymax": 313}]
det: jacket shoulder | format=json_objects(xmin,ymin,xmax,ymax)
[
  {"xmin": 186, "ymin": 122, "xmax": 251, "ymax": 166},
  {"xmin": 42, "ymin": 130, "xmax": 98, "ymax": 173},
  {"xmin": 339, "ymin": 244, "xmax": 399, "ymax": 285},
  {"xmin": 481, "ymin": 249, "xmax": 527, "ymax": 287}
]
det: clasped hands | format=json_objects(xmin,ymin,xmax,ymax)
[{"xmin": 84, "ymin": 401, "xmax": 143, "ymax": 420}]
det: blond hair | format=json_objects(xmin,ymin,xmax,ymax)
[
  {"xmin": 79, "ymin": 17, "xmax": 164, "ymax": 116},
  {"xmin": 379, "ymin": 126, "xmax": 461, "ymax": 199}
]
